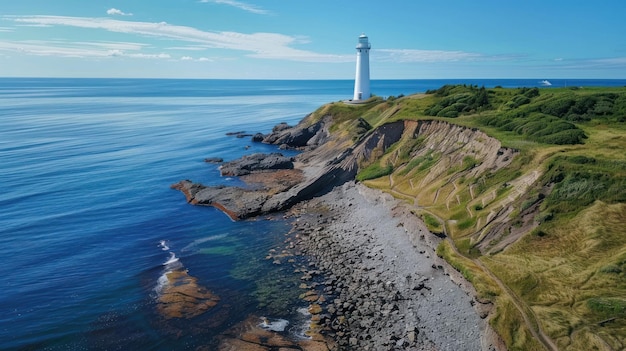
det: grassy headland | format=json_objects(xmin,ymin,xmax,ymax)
[{"xmin": 311, "ymin": 85, "xmax": 626, "ymax": 350}]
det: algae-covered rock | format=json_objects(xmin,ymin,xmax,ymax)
[{"xmin": 156, "ymin": 269, "xmax": 220, "ymax": 319}]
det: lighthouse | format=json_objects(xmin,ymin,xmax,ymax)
[{"xmin": 353, "ymin": 33, "xmax": 371, "ymax": 101}]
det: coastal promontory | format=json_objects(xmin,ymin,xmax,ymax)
[{"xmin": 174, "ymin": 85, "xmax": 626, "ymax": 351}]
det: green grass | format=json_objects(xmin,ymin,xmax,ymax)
[
  {"xmin": 422, "ymin": 212, "xmax": 441, "ymax": 232},
  {"xmin": 356, "ymin": 161, "xmax": 393, "ymax": 181}
]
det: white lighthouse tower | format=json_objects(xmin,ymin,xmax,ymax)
[{"xmin": 353, "ymin": 33, "xmax": 371, "ymax": 101}]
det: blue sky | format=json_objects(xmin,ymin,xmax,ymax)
[{"xmin": 1, "ymin": 0, "xmax": 625, "ymax": 79}]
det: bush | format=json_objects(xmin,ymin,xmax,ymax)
[
  {"xmin": 540, "ymin": 96, "xmax": 576, "ymax": 117},
  {"xmin": 507, "ymin": 95, "xmax": 531, "ymax": 109},
  {"xmin": 587, "ymin": 297, "xmax": 626, "ymax": 316},
  {"xmin": 536, "ymin": 129, "xmax": 587, "ymax": 145},
  {"xmin": 425, "ymin": 85, "xmax": 490, "ymax": 117},
  {"xmin": 541, "ymin": 156, "xmax": 626, "ymax": 214}
]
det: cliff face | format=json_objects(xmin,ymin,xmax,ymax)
[
  {"xmin": 355, "ymin": 119, "xmax": 533, "ymax": 254},
  {"xmin": 171, "ymin": 113, "xmax": 526, "ymax": 250}
]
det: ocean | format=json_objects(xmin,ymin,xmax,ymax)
[{"xmin": 1, "ymin": 78, "xmax": 625, "ymax": 350}]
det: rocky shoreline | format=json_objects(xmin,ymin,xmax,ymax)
[
  {"xmin": 173, "ymin": 113, "xmax": 508, "ymax": 350},
  {"xmin": 283, "ymin": 182, "xmax": 503, "ymax": 351}
]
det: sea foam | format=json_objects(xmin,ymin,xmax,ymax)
[{"xmin": 259, "ymin": 317, "xmax": 289, "ymax": 332}]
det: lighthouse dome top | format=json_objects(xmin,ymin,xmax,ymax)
[{"xmin": 356, "ymin": 33, "xmax": 371, "ymax": 49}]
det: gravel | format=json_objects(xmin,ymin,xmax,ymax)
[{"xmin": 289, "ymin": 182, "xmax": 501, "ymax": 351}]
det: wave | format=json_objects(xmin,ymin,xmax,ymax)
[
  {"xmin": 292, "ymin": 307, "xmax": 314, "ymax": 340},
  {"xmin": 162, "ymin": 252, "xmax": 180, "ymax": 266},
  {"xmin": 259, "ymin": 317, "xmax": 289, "ymax": 332},
  {"xmin": 155, "ymin": 252, "xmax": 183, "ymax": 296},
  {"xmin": 154, "ymin": 270, "xmax": 170, "ymax": 295},
  {"xmin": 158, "ymin": 240, "xmax": 169, "ymax": 251}
]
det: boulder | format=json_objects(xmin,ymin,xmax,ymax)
[{"xmin": 252, "ymin": 133, "xmax": 265, "ymax": 142}]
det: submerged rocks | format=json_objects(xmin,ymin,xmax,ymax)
[
  {"xmin": 156, "ymin": 269, "xmax": 220, "ymax": 319},
  {"xmin": 204, "ymin": 157, "xmax": 224, "ymax": 163},
  {"xmin": 216, "ymin": 315, "xmax": 335, "ymax": 351}
]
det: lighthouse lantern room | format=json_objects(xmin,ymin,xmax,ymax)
[{"xmin": 353, "ymin": 33, "xmax": 371, "ymax": 101}]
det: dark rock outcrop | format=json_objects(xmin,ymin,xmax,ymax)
[
  {"xmin": 263, "ymin": 116, "xmax": 329, "ymax": 149},
  {"xmin": 171, "ymin": 181, "xmax": 270, "ymax": 220},
  {"xmin": 204, "ymin": 157, "xmax": 224, "ymax": 163},
  {"xmin": 251, "ymin": 133, "xmax": 265, "ymax": 142},
  {"xmin": 219, "ymin": 153, "xmax": 294, "ymax": 177},
  {"xmin": 172, "ymin": 116, "xmax": 399, "ymax": 220}
]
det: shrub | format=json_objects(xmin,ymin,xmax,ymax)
[
  {"xmin": 587, "ymin": 297, "xmax": 626, "ymax": 316},
  {"xmin": 600, "ymin": 265, "xmax": 623, "ymax": 274},
  {"xmin": 540, "ymin": 96, "xmax": 576, "ymax": 117},
  {"xmin": 507, "ymin": 95, "xmax": 531, "ymax": 109},
  {"xmin": 536, "ymin": 129, "xmax": 587, "ymax": 145}
]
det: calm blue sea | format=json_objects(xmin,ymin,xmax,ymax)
[{"xmin": 1, "ymin": 78, "xmax": 625, "ymax": 350}]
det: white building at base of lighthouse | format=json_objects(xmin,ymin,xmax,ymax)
[{"xmin": 353, "ymin": 33, "xmax": 371, "ymax": 101}]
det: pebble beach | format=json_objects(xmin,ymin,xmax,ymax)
[{"xmin": 287, "ymin": 182, "xmax": 503, "ymax": 351}]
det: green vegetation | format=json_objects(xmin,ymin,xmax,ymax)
[
  {"xmin": 421, "ymin": 212, "xmax": 442, "ymax": 233},
  {"xmin": 540, "ymin": 155, "xmax": 626, "ymax": 214},
  {"xmin": 330, "ymin": 85, "xmax": 626, "ymax": 351},
  {"xmin": 424, "ymin": 84, "xmax": 491, "ymax": 117},
  {"xmin": 356, "ymin": 160, "xmax": 393, "ymax": 181},
  {"xmin": 587, "ymin": 298, "xmax": 626, "ymax": 317}
]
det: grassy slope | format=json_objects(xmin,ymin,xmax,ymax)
[{"xmin": 329, "ymin": 86, "xmax": 626, "ymax": 350}]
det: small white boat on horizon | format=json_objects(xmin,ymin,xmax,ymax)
[{"xmin": 540, "ymin": 80, "xmax": 552, "ymax": 86}]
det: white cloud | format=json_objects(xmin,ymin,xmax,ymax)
[
  {"xmin": 591, "ymin": 57, "xmax": 626, "ymax": 66},
  {"xmin": 107, "ymin": 49, "xmax": 124, "ymax": 57},
  {"xmin": 0, "ymin": 39, "xmax": 170, "ymax": 60},
  {"xmin": 3, "ymin": 15, "xmax": 349, "ymax": 63},
  {"xmin": 76, "ymin": 41, "xmax": 148, "ymax": 51},
  {"xmin": 128, "ymin": 52, "xmax": 170, "ymax": 59},
  {"xmin": 168, "ymin": 46, "xmax": 208, "ymax": 51},
  {"xmin": 200, "ymin": 0, "xmax": 270, "ymax": 15},
  {"xmin": 374, "ymin": 49, "xmax": 484, "ymax": 63},
  {"xmin": 107, "ymin": 8, "xmax": 133, "ymax": 16},
  {"xmin": 0, "ymin": 40, "xmax": 112, "ymax": 58},
  {"xmin": 180, "ymin": 55, "xmax": 213, "ymax": 62}
]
